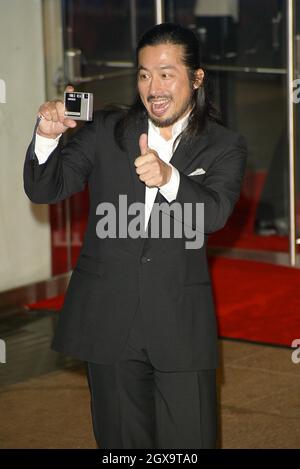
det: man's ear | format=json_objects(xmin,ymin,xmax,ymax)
[{"xmin": 193, "ymin": 68, "xmax": 205, "ymax": 89}]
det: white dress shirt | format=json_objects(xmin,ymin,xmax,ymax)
[
  {"xmin": 34, "ymin": 111, "xmax": 189, "ymax": 230},
  {"xmin": 145, "ymin": 113, "xmax": 189, "ymax": 229}
]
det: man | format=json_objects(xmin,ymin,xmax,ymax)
[{"xmin": 24, "ymin": 23, "xmax": 247, "ymax": 449}]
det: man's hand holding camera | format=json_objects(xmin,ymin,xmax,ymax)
[
  {"xmin": 37, "ymin": 85, "xmax": 77, "ymax": 139},
  {"xmin": 135, "ymin": 133, "xmax": 172, "ymax": 188}
]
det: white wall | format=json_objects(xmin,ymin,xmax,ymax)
[{"xmin": 0, "ymin": 0, "xmax": 51, "ymax": 291}]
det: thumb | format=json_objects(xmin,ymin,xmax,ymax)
[
  {"xmin": 65, "ymin": 85, "xmax": 75, "ymax": 93},
  {"xmin": 139, "ymin": 133, "xmax": 149, "ymax": 156}
]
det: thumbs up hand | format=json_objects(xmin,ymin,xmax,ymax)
[{"xmin": 134, "ymin": 133, "xmax": 172, "ymax": 188}]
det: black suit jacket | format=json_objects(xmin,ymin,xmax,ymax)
[{"xmin": 24, "ymin": 110, "xmax": 247, "ymax": 371}]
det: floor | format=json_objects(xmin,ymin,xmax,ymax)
[
  {"xmin": 0, "ymin": 308, "xmax": 299, "ymax": 449},
  {"xmin": 217, "ymin": 340, "xmax": 300, "ymax": 448}
]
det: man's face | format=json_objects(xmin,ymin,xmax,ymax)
[{"xmin": 137, "ymin": 43, "xmax": 196, "ymax": 128}]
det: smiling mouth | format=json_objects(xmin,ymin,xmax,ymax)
[{"xmin": 149, "ymin": 98, "xmax": 171, "ymax": 117}]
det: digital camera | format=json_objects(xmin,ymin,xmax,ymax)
[{"xmin": 64, "ymin": 91, "xmax": 93, "ymax": 121}]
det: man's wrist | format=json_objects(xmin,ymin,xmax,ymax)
[
  {"xmin": 165, "ymin": 164, "xmax": 172, "ymax": 185},
  {"xmin": 36, "ymin": 128, "xmax": 61, "ymax": 140},
  {"xmin": 159, "ymin": 165, "xmax": 180, "ymax": 202}
]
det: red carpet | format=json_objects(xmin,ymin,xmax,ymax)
[
  {"xmin": 25, "ymin": 257, "xmax": 300, "ymax": 347},
  {"xmin": 209, "ymin": 257, "xmax": 300, "ymax": 347}
]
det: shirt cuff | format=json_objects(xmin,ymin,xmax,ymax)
[
  {"xmin": 159, "ymin": 165, "xmax": 180, "ymax": 202},
  {"xmin": 34, "ymin": 133, "xmax": 62, "ymax": 164}
]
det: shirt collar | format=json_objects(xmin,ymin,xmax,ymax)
[{"xmin": 148, "ymin": 109, "xmax": 191, "ymax": 141}]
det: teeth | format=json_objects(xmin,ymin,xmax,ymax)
[{"xmin": 152, "ymin": 99, "xmax": 169, "ymax": 104}]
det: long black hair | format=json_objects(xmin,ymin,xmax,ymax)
[{"xmin": 114, "ymin": 22, "xmax": 222, "ymax": 150}]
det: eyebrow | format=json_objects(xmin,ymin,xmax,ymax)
[{"xmin": 137, "ymin": 65, "xmax": 177, "ymax": 72}]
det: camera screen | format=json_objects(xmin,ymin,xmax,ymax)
[{"xmin": 65, "ymin": 93, "xmax": 81, "ymax": 113}]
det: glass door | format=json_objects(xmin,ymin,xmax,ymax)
[
  {"xmin": 47, "ymin": 0, "xmax": 299, "ymax": 274},
  {"xmin": 165, "ymin": 0, "xmax": 299, "ymax": 264}
]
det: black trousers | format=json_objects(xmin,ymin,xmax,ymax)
[{"xmin": 86, "ymin": 306, "xmax": 217, "ymax": 449}]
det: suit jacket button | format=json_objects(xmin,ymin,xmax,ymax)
[{"xmin": 141, "ymin": 256, "xmax": 151, "ymax": 263}]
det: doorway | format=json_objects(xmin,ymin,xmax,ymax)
[{"xmin": 47, "ymin": 0, "xmax": 299, "ymax": 274}]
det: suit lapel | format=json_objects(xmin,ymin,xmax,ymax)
[
  {"xmin": 169, "ymin": 121, "xmax": 212, "ymax": 175},
  {"xmin": 122, "ymin": 114, "xmax": 149, "ymax": 250}
]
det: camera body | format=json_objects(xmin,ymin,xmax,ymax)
[{"xmin": 64, "ymin": 92, "xmax": 93, "ymax": 121}]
